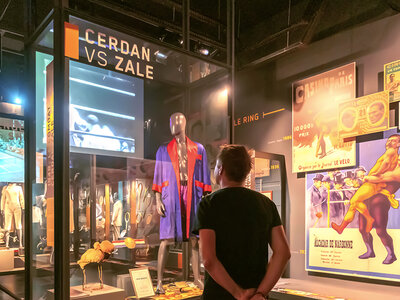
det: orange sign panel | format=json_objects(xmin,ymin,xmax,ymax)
[{"xmin": 64, "ymin": 22, "xmax": 79, "ymax": 59}]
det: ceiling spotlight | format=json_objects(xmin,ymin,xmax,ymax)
[
  {"xmin": 199, "ymin": 48, "xmax": 209, "ymax": 56},
  {"xmin": 154, "ymin": 50, "xmax": 168, "ymax": 65}
]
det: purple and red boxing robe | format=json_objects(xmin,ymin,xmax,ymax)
[{"xmin": 152, "ymin": 137, "xmax": 211, "ymax": 241}]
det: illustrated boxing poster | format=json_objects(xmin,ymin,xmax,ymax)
[
  {"xmin": 306, "ymin": 128, "xmax": 400, "ymax": 281},
  {"xmin": 292, "ymin": 63, "xmax": 356, "ymax": 173},
  {"xmin": 384, "ymin": 59, "xmax": 400, "ymax": 103}
]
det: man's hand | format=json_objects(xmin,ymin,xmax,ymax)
[
  {"xmin": 249, "ymin": 292, "xmax": 267, "ymax": 300},
  {"xmin": 235, "ymin": 288, "xmax": 256, "ymax": 300}
]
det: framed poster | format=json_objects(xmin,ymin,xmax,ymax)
[
  {"xmin": 129, "ymin": 267, "xmax": 155, "ymax": 298},
  {"xmin": 338, "ymin": 91, "xmax": 389, "ymax": 138},
  {"xmin": 292, "ymin": 63, "xmax": 356, "ymax": 173},
  {"xmin": 384, "ymin": 59, "xmax": 400, "ymax": 102},
  {"xmin": 306, "ymin": 128, "xmax": 400, "ymax": 281}
]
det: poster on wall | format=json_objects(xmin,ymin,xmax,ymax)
[
  {"xmin": 338, "ymin": 91, "xmax": 389, "ymax": 138},
  {"xmin": 292, "ymin": 63, "xmax": 356, "ymax": 173},
  {"xmin": 384, "ymin": 59, "xmax": 400, "ymax": 102},
  {"xmin": 306, "ymin": 128, "xmax": 400, "ymax": 281}
]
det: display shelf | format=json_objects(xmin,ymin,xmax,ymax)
[{"xmin": 270, "ymin": 278, "xmax": 399, "ymax": 300}]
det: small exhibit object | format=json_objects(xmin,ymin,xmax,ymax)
[
  {"xmin": 149, "ymin": 281, "xmax": 203, "ymax": 300},
  {"xmin": 78, "ymin": 240, "xmax": 115, "ymax": 290},
  {"xmin": 129, "ymin": 267, "xmax": 155, "ymax": 298}
]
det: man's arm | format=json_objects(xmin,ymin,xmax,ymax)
[
  {"xmin": 364, "ymin": 169, "xmax": 400, "ymax": 184},
  {"xmin": 250, "ymin": 225, "xmax": 291, "ymax": 300},
  {"xmin": 199, "ymin": 229, "xmax": 255, "ymax": 300}
]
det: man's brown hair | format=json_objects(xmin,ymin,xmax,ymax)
[{"xmin": 217, "ymin": 145, "xmax": 252, "ymax": 182}]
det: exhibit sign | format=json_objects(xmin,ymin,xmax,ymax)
[
  {"xmin": 65, "ymin": 19, "xmax": 154, "ymax": 80},
  {"xmin": 384, "ymin": 59, "xmax": 400, "ymax": 102},
  {"xmin": 292, "ymin": 63, "xmax": 356, "ymax": 173},
  {"xmin": 338, "ymin": 91, "xmax": 389, "ymax": 138},
  {"xmin": 306, "ymin": 128, "xmax": 400, "ymax": 281},
  {"xmin": 129, "ymin": 267, "xmax": 155, "ymax": 298}
]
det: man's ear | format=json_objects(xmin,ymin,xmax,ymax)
[{"xmin": 219, "ymin": 166, "xmax": 223, "ymax": 176}]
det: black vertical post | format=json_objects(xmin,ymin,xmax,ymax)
[
  {"xmin": 182, "ymin": 0, "xmax": 190, "ymax": 52},
  {"xmin": 73, "ymin": 173, "xmax": 80, "ymax": 260},
  {"xmin": 90, "ymin": 155, "xmax": 97, "ymax": 246},
  {"xmin": 227, "ymin": 0, "xmax": 235, "ymax": 144},
  {"xmin": 24, "ymin": 0, "xmax": 35, "ymax": 298},
  {"xmin": 182, "ymin": 0, "xmax": 190, "ymax": 281},
  {"xmin": 53, "ymin": 0, "xmax": 70, "ymax": 298}
]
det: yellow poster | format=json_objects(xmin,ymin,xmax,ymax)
[
  {"xmin": 384, "ymin": 59, "xmax": 400, "ymax": 102},
  {"xmin": 338, "ymin": 91, "xmax": 389, "ymax": 138}
]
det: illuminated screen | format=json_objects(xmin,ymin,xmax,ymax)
[
  {"xmin": 69, "ymin": 61, "xmax": 144, "ymax": 158},
  {"xmin": 0, "ymin": 118, "xmax": 24, "ymax": 182}
]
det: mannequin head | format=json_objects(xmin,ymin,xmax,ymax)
[{"xmin": 170, "ymin": 113, "xmax": 186, "ymax": 137}]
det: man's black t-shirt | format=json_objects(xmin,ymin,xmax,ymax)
[{"xmin": 192, "ymin": 187, "xmax": 282, "ymax": 299}]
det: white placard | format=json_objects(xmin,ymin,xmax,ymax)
[{"xmin": 129, "ymin": 267, "xmax": 155, "ymax": 298}]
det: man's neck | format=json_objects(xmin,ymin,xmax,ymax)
[{"xmin": 220, "ymin": 179, "xmax": 244, "ymax": 189}]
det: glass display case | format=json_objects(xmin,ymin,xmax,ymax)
[{"xmin": 28, "ymin": 12, "xmax": 230, "ymax": 300}]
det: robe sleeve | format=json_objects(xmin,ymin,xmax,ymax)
[
  {"xmin": 201, "ymin": 146, "xmax": 212, "ymax": 193},
  {"xmin": 152, "ymin": 147, "xmax": 163, "ymax": 194}
]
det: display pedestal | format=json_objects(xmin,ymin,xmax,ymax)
[
  {"xmin": 0, "ymin": 249, "xmax": 14, "ymax": 271},
  {"xmin": 47, "ymin": 284, "xmax": 125, "ymax": 300},
  {"xmin": 116, "ymin": 273, "xmax": 134, "ymax": 297}
]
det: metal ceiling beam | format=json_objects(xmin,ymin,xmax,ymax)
[
  {"xmin": 85, "ymin": 0, "xmax": 226, "ymax": 50},
  {"xmin": 150, "ymin": 0, "xmax": 226, "ymax": 28},
  {"xmin": 241, "ymin": 41, "xmax": 303, "ymax": 69},
  {"xmin": 302, "ymin": 0, "xmax": 328, "ymax": 44},
  {"xmin": 0, "ymin": 0, "xmax": 12, "ymax": 22},
  {"xmin": 246, "ymin": 21, "xmax": 307, "ymax": 52}
]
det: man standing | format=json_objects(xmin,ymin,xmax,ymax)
[
  {"xmin": 330, "ymin": 173, "xmax": 346, "ymax": 225},
  {"xmin": 307, "ymin": 173, "xmax": 323, "ymax": 227},
  {"xmin": 193, "ymin": 145, "xmax": 290, "ymax": 300}
]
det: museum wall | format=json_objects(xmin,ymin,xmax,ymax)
[{"xmin": 234, "ymin": 13, "xmax": 400, "ymax": 297}]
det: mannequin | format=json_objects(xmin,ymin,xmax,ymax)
[
  {"xmin": 112, "ymin": 199, "xmax": 123, "ymax": 240},
  {"xmin": 1, "ymin": 183, "xmax": 24, "ymax": 249},
  {"xmin": 153, "ymin": 113, "xmax": 211, "ymax": 293}
]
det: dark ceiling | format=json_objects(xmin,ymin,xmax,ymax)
[{"xmin": 1, "ymin": 0, "xmax": 400, "ymax": 69}]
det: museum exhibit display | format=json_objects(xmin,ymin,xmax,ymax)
[
  {"xmin": 22, "ymin": 5, "xmax": 231, "ymax": 299},
  {"xmin": 4, "ymin": 1, "xmax": 400, "ymax": 299}
]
